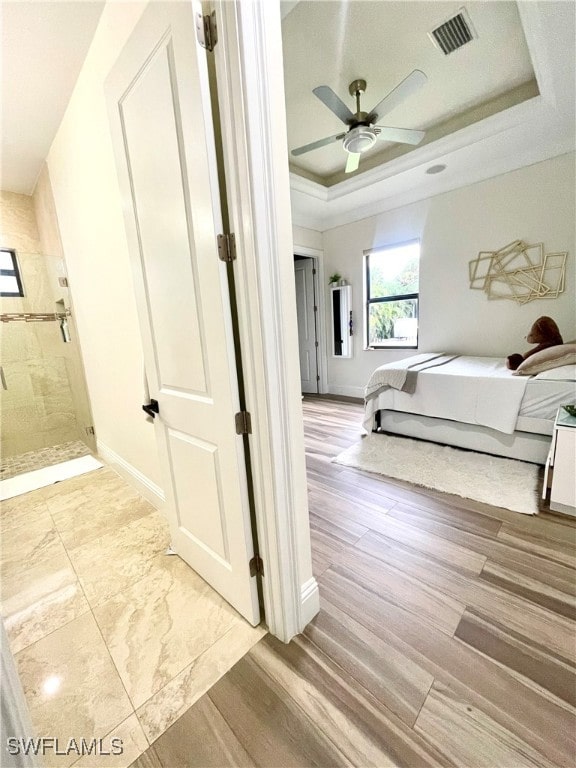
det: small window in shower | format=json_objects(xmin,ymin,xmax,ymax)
[{"xmin": 0, "ymin": 248, "xmax": 24, "ymax": 297}]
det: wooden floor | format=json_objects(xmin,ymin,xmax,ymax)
[{"xmin": 132, "ymin": 397, "xmax": 576, "ymax": 768}]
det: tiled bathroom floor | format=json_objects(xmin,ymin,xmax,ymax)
[
  {"xmin": 0, "ymin": 465, "xmax": 265, "ymax": 767},
  {"xmin": 0, "ymin": 440, "xmax": 91, "ymax": 480}
]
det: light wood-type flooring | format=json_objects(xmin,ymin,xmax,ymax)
[{"xmin": 132, "ymin": 397, "xmax": 576, "ymax": 768}]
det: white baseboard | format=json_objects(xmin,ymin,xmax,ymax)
[
  {"xmin": 299, "ymin": 577, "xmax": 320, "ymax": 630},
  {"xmin": 96, "ymin": 440, "xmax": 165, "ymax": 509},
  {"xmin": 328, "ymin": 384, "xmax": 365, "ymax": 399}
]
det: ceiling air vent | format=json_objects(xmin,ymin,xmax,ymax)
[{"xmin": 429, "ymin": 8, "xmax": 476, "ymax": 55}]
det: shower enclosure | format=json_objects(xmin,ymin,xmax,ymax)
[{"xmin": 0, "ymin": 188, "xmax": 94, "ymax": 480}]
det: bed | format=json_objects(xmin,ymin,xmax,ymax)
[{"xmin": 364, "ymin": 353, "xmax": 576, "ymax": 464}]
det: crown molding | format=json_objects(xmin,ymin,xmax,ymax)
[{"xmin": 289, "ymin": 172, "xmax": 327, "ymax": 200}]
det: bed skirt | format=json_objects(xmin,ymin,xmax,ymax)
[{"xmin": 373, "ymin": 410, "xmax": 551, "ymax": 465}]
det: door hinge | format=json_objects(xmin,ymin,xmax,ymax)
[
  {"xmin": 313, "ymin": 305, "xmax": 318, "ymax": 312},
  {"xmin": 217, "ymin": 233, "xmax": 236, "ymax": 262},
  {"xmin": 235, "ymin": 410, "xmax": 252, "ymax": 435},
  {"xmin": 249, "ymin": 555, "xmax": 264, "ymax": 577},
  {"xmin": 85, "ymin": 426, "xmax": 95, "ymax": 436},
  {"xmin": 195, "ymin": 10, "xmax": 217, "ymax": 51},
  {"xmin": 316, "ymin": 375, "xmax": 320, "ymax": 381},
  {"xmin": 315, "ymin": 341, "xmax": 319, "ymax": 347},
  {"xmin": 312, "ymin": 268, "xmax": 316, "ymax": 275}
]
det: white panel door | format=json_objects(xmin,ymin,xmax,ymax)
[
  {"xmin": 106, "ymin": 1, "xmax": 259, "ymax": 624},
  {"xmin": 294, "ymin": 259, "xmax": 318, "ymax": 393}
]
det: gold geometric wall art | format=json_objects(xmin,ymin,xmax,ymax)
[{"xmin": 469, "ymin": 240, "xmax": 567, "ymax": 304}]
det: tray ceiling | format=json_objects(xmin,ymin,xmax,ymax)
[{"xmin": 282, "ymin": 1, "xmax": 537, "ymax": 186}]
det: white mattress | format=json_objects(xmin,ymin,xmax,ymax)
[
  {"xmin": 366, "ymin": 356, "xmax": 575, "ymax": 437},
  {"xmin": 519, "ymin": 377, "xmax": 576, "ymax": 421}
]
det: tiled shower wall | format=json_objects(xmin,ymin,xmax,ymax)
[{"xmin": 0, "ymin": 188, "xmax": 94, "ymax": 458}]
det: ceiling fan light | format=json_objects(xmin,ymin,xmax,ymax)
[{"xmin": 343, "ymin": 126, "xmax": 376, "ymax": 154}]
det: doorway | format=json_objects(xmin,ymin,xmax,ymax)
[
  {"xmin": 293, "ymin": 255, "xmax": 320, "ymax": 394},
  {"xmin": 1, "ymin": 3, "xmax": 320, "ymax": 760},
  {"xmin": 105, "ymin": 0, "xmax": 260, "ymax": 625}
]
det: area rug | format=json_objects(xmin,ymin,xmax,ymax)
[{"xmin": 333, "ymin": 433, "xmax": 540, "ymax": 515}]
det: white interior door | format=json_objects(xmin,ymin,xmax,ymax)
[
  {"xmin": 294, "ymin": 259, "xmax": 319, "ymax": 394},
  {"xmin": 105, "ymin": 1, "xmax": 259, "ymax": 624}
]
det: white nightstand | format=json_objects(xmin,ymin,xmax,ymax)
[{"xmin": 543, "ymin": 407, "xmax": 576, "ymax": 516}]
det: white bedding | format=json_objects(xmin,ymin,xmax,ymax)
[
  {"xmin": 520, "ymin": 377, "xmax": 576, "ymax": 420},
  {"xmin": 364, "ymin": 352, "xmax": 446, "ymax": 396},
  {"xmin": 364, "ymin": 354, "xmax": 575, "ymax": 435}
]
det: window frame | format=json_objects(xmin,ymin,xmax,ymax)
[
  {"xmin": 0, "ymin": 248, "xmax": 24, "ymax": 298},
  {"xmin": 364, "ymin": 239, "xmax": 420, "ymax": 350}
]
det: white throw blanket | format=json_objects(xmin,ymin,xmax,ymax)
[
  {"xmin": 364, "ymin": 354, "xmax": 531, "ymax": 434},
  {"xmin": 364, "ymin": 353, "xmax": 446, "ymax": 397}
]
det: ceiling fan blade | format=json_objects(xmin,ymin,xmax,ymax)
[
  {"xmin": 291, "ymin": 133, "xmax": 345, "ymax": 156},
  {"xmin": 374, "ymin": 126, "xmax": 426, "ymax": 145},
  {"xmin": 368, "ymin": 70, "xmax": 428, "ymax": 122},
  {"xmin": 345, "ymin": 152, "xmax": 360, "ymax": 174},
  {"xmin": 313, "ymin": 86, "xmax": 355, "ymax": 124}
]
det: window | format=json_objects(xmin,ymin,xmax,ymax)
[
  {"xmin": 0, "ymin": 249, "xmax": 24, "ymax": 297},
  {"xmin": 365, "ymin": 240, "xmax": 419, "ymax": 348}
]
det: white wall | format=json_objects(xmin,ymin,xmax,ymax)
[
  {"xmin": 292, "ymin": 224, "xmax": 322, "ymax": 253},
  {"xmin": 43, "ymin": 2, "xmax": 163, "ymax": 489},
  {"xmin": 322, "ymin": 153, "xmax": 576, "ymax": 396}
]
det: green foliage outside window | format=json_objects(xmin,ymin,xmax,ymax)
[
  {"xmin": 366, "ymin": 242, "xmax": 419, "ymax": 347},
  {"xmin": 368, "ymin": 299, "xmax": 418, "ymax": 345}
]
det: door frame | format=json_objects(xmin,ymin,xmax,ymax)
[
  {"xmin": 211, "ymin": 0, "xmax": 319, "ymax": 641},
  {"xmin": 293, "ymin": 247, "xmax": 328, "ymax": 395}
]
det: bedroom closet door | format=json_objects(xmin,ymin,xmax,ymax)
[{"xmin": 105, "ymin": 0, "xmax": 260, "ymax": 625}]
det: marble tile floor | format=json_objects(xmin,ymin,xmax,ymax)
[
  {"xmin": 0, "ymin": 465, "xmax": 265, "ymax": 768},
  {"xmin": 0, "ymin": 440, "xmax": 91, "ymax": 480}
]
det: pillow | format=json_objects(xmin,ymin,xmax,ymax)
[
  {"xmin": 534, "ymin": 364, "xmax": 576, "ymax": 381},
  {"xmin": 513, "ymin": 343, "xmax": 576, "ymax": 375}
]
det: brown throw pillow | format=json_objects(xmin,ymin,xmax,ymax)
[{"xmin": 513, "ymin": 343, "xmax": 576, "ymax": 375}]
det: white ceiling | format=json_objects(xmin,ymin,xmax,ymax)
[
  {"xmin": 282, "ymin": 1, "xmax": 537, "ymax": 184},
  {"xmin": 287, "ymin": 1, "xmax": 575, "ymax": 231},
  {"xmin": 0, "ymin": 0, "xmax": 105, "ymax": 194}
]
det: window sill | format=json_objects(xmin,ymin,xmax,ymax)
[{"xmin": 364, "ymin": 345, "xmax": 419, "ymax": 351}]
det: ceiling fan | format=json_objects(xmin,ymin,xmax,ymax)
[{"xmin": 291, "ymin": 70, "xmax": 428, "ymax": 174}]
